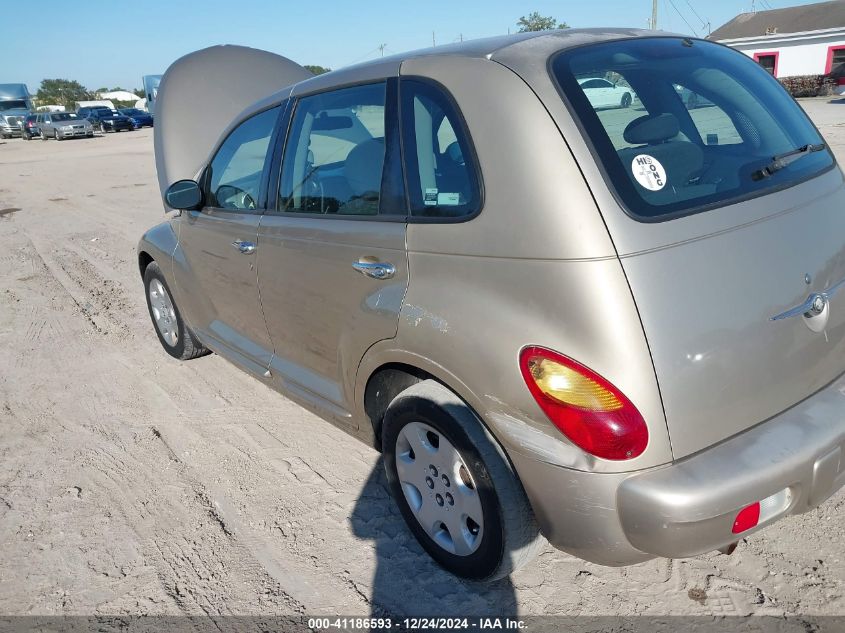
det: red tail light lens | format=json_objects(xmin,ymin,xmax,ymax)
[
  {"xmin": 732, "ymin": 502, "xmax": 761, "ymax": 534},
  {"xmin": 519, "ymin": 346, "xmax": 648, "ymax": 460}
]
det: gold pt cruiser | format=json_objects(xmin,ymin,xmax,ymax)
[{"xmin": 139, "ymin": 30, "xmax": 845, "ymax": 580}]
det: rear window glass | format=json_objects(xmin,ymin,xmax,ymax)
[{"xmin": 551, "ymin": 38, "xmax": 833, "ymax": 221}]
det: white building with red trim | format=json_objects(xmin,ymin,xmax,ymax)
[{"xmin": 710, "ymin": 0, "xmax": 845, "ymax": 92}]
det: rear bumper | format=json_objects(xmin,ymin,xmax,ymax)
[{"xmin": 510, "ymin": 372, "xmax": 845, "ymax": 565}]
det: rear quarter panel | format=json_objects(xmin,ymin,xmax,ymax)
[{"xmin": 357, "ymin": 56, "xmax": 672, "ymax": 473}]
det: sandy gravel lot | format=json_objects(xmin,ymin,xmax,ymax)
[{"xmin": 0, "ymin": 99, "xmax": 844, "ymax": 619}]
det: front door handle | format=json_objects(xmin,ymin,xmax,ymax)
[
  {"xmin": 352, "ymin": 259, "xmax": 396, "ymax": 280},
  {"xmin": 231, "ymin": 239, "xmax": 256, "ymax": 254}
]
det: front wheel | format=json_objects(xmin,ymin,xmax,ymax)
[
  {"xmin": 143, "ymin": 261, "xmax": 209, "ymax": 360},
  {"xmin": 620, "ymin": 92, "xmax": 632, "ymax": 108},
  {"xmin": 54, "ymin": 129, "xmax": 61, "ymax": 141},
  {"xmin": 382, "ymin": 380, "xmax": 544, "ymax": 580}
]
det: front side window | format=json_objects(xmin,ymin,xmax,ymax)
[
  {"xmin": 206, "ymin": 106, "xmax": 280, "ymax": 211},
  {"xmin": 552, "ymin": 38, "xmax": 833, "ymax": 220},
  {"xmin": 279, "ymin": 83, "xmax": 386, "ymax": 216},
  {"xmin": 401, "ymin": 79, "xmax": 480, "ymax": 219}
]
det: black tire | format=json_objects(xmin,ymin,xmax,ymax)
[
  {"xmin": 382, "ymin": 380, "xmax": 544, "ymax": 581},
  {"xmin": 143, "ymin": 261, "xmax": 209, "ymax": 361},
  {"xmin": 54, "ymin": 130, "xmax": 62, "ymax": 141},
  {"xmin": 41, "ymin": 129, "xmax": 48, "ymax": 141},
  {"xmin": 621, "ymin": 92, "xmax": 632, "ymax": 108}
]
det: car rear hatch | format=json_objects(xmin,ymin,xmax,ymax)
[
  {"xmin": 543, "ymin": 35, "xmax": 845, "ymax": 458},
  {"xmin": 621, "ymin": 172, "xmax": 845, "ymax": 458}
]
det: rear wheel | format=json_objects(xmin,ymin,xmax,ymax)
[
  {"xmin": 143, "ymin": 261, "xmax": 209, "ymax": 360},
  {"xmin": 382, "ymin": 380, "xmax": 544, "ymax": 580}
]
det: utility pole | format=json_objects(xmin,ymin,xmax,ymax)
[
  {"xmin": 378, "ymin": 43, "xmax": 387, "ymax": 57},
  {"xmin": 432, "ymin": 31, "xmax": 436, "ymax": 47},
  {"xmin": 651, "ymin": 0, "xmax": 658, "ymax": 29}
]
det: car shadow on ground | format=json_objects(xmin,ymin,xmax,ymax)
[
  {"xmin": 827, "ymin": 97, "xmax": 845, "ymax": 104},
  {"xmin": 350, "ymin": 465, "xmax": 518, "ymax": 617}
]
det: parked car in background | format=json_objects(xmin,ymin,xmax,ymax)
[
  {"xmin": 139, "ymin": 34, "xmax": 845, "ymax": 581},
  {"xmin": 36, "ymin": 112, "xmax": 94, "ymax": 140},
  {"xmin": 119, "ymin": 108, "xmax": 154, "ymax": 128},
  {"xmin": 78, "ymin": 107, "xmax": 133, "ymax": 133},
  {"xmin": 20, "ymin": 114, "xmax": 39, "ymax": 140},
  {"xmin": 0, "ymin": 84, "xmax": 33, "ymax": 139},
  {"xmin": 577, "ymin": 76, "xmax": 633, "ymax": 109}
]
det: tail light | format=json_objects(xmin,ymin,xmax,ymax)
[{"xmin": 519, "ymin": 346, "xmax": 648, "ymax": 460}]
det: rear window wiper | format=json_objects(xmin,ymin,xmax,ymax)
[{"xmin": 752, "ymin": 143, "xmax": 826, "ymax": 181}]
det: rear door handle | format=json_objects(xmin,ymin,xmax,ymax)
[
  {"xmin": 231, "ymin": 240, "xmax": 256, "ymax": 254},
  {"xmin": 352, "ymin": 260, "xmax": 395, "ymax": 280}
]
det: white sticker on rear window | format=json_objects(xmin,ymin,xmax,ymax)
[
  {"xmin": 437, "ymin": 192, "xmax": 461, "ymax": 206},
  {"xmin": 631, "ymin": 154, "xmax": 666, "ymax": 191}
]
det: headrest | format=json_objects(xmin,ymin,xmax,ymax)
[
  {"xmin": 344, "ymin": 138, "xmax": 385, "ymax": 195},
  {"xmin": 623, "ymin": 113, "xmax": 680, "ymax": 145}
]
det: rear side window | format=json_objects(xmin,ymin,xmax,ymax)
[
  {"xmin": 400, "ymin": 79, "xmax": 481, "ymax": 219},
  {"xmin": 278, "ymin": 83, "xmax": 386, "ymax": 216},
  {"xmin": 552, "ymin": 38, "xmax": 833, "ymax": 221},
  {"xmin": 206, "ymin": 106, "xmax": 280, "ymax": 211}
]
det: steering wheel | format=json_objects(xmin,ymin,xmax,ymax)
[{"xmin": 215, "ymin": 185, "xmax": 256, "ymax": 210}]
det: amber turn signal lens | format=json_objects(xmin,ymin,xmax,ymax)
[{"xmin": 526, "ymin": 357, "xmax": 623, "ymax": 412}]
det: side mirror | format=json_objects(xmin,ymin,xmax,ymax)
[{"xmin": 165, "ymin": 179, "xmax": 203, "ymax": 210}]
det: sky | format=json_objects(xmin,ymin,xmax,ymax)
[{"xmin": 1, "ymin": 0, "xmax": 826, "ymax": 93}]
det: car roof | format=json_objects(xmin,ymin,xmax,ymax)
[{"xmin": 247, "ymin": 28, "xmax": 677, "ymax": 113}]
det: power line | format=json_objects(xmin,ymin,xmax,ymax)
[
  {"xmin": 684, "ymin": 0, "xmax": 709, "ymax": 29},
  {"xmin": 667, "ymin": 0, "xmax": 700, "ymax": 36},
  {"xmin": 345, "ymin": 45, "xmax": 384, "ymax": 66}
]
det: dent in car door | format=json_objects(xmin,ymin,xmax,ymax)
[
  {"xmin": 174, "ymin": 106, "xmax": 281, "ymax": 375},
  {"xmin": 257, "ymin": 80, "xmax": 408, "ymax": 422}
]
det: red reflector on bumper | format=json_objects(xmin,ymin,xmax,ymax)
[{"xmin": 732, "ymin": 502, "xmax": 761, "ymax": 534}]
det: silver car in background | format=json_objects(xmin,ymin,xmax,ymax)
[
  {"xmin": 37, "ymin": 111, "xmax": 94, "ymax": 140},
  {"xmin": 138, "ymin": 31, "xmax": 845, "ymax": 580}
]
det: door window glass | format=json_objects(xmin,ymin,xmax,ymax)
[
  {"xmin": 279, "ymin": 83, "xmax": 386, "ymax": 216},
  {"xmin": 206, "ymin": 106, "xmax": 280, "ymax": 211},
  {"xmin": 401, "ymin": 80, "xmax": 480, "ymax": 218}
]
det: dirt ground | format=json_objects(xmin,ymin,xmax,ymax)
[{"xmin": 0, "ymin": 99, "xmax": 844, "ymax": 619}]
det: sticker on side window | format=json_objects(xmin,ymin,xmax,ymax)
[
  {"xmin": 424, "ymin": 188, "xmax": 438, "ymax": 206},
  {"xmin": 437, "ymin": 192, "xmax": 461, "ymax": 206},
  {"xmin": 631, "ymin": 154, "xmax": 666, "ymax": 191}
]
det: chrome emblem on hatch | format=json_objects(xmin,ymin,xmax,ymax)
[{"xmin": 771, "ymin": 277, "xmax": 845, "ymax": 333}]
